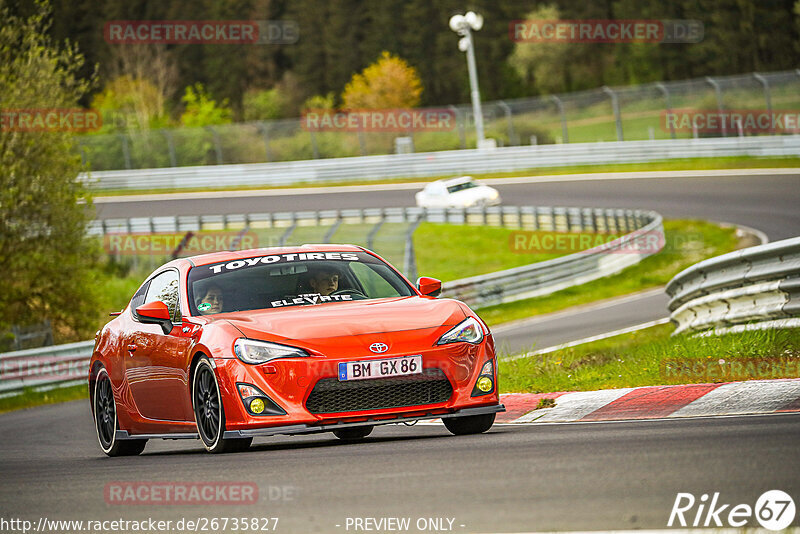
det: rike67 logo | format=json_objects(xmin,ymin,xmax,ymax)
[{"xmin": 668, "ymin": 490, "xmax": 796, "ymax": 530}]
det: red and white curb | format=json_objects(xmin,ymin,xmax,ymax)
[{"xmin": 495, "ymin": 378, "xmax": 800, "ymax": 424}]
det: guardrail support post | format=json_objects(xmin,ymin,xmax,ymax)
[
  {"xmin": 753, "ymin": 73, "xmax": 773, "ymax": 133},
  {"xmin": 602, "ymin": 86, "xmax": 624, "ymax": 141},
  {"xmin": 550, "ymin": 95, "xmax": 568, "ymax": 143},
  {"xmin": 656, "ymin": 82, "xmax": 676, "ymax": 139},
  {"xmin": 705, "ymin": 77, "xmax": 727, "ymax": 137}
]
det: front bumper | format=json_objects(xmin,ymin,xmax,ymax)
[
  {"xmin": 214, "ymin": 339, "xmax": 500, "ymax": 430},
  {"xmin": 222, "ymin": 403, "xmax": 505, "ymax": 439}
]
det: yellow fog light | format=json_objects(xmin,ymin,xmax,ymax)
[
  {"xmin": 249, "ymin": 398, "xmax": 266, "ymax": 414},
  {"xmin": 476, "ymin": 377, "xmax": 493, "ymax": 392}
]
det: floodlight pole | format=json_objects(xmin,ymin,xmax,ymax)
[
  {"xmin": 462, "ymin": 28, "xmax": 485, "ymax": 144},
  {"xmin": 450, "ymin": 12, "xmax": 485, "ymax": 145}
]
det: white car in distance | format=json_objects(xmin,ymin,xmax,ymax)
[{"xmin": 415, "ymin": 176, "xmax": 501, "ymax": 208}]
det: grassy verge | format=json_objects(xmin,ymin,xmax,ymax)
[
  {"xmin": 477, "ymin": 219, "xmax": 740, "ymax": 327},
  {"xmin": 499, "ymin": 324, "xmax": 800, "ymax": 393},
  {"xmin": 0, "ymin": 384, "xmax": 87, "ymax": 414},
  {"xmin": 91, "ymin": 156, "xmax": 800, "ymax": 197}
]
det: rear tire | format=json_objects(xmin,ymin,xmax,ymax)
[
  {"xmin": 443, "ymin": 413, "xmax": 495, "ymax": 435},
  {"xmin": 333, "ymin": 425, "xmax": 374, "ymax": 440},
  {"xmin": 93, "ymin": 368, "xmax": 147, "ymax": 456},
  {"xmin": 192, "ymin": 357, "xmax": 251, "ymax": 453}
]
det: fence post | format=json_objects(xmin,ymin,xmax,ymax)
[
  {"xmin": 161, "ymin": 129, "xmax": 178, "ymax": 167},
  {"xmin": 551, "ymin": 95, "xmax": 568, "ymax": 143},
  {"xmin": 705, "ymin": 76, "xmax": 726, "ymax": 137},
  {"xmin": 258, "ymin": 121, "xmax": 272, "ymax": 162},
  {"xmin": 753, "ymin": 73, "xmax": 772, "ymax": 133},
  {"xmin": 119, "ymin": 134, "xmax": 132, "ymax": 169},
  {"xmin": 449, "ymin": 105, "xmax": 466, "ymax": 149},
  {"xmin": 323, "ymin": 212, "xmax": 342, "ymax": 243},
  {"xmin": 309, "ymin": 130, "xmax": 320, "ymax": 159},
  {"xmin": 656, "ymin": 82, "xmax": 676, "ymax": 139},
  {"xmin": 366, "ymin": 209, "xmax": 385, "ymax": 251},
  {"xmin": 602, "ymin": 86, "xmax": 623, "ymax": 141},
  {"xmin": 206, "ymin": 126, "xmax": 224, "ymax": 164},
  {"xmin": 403, "ymin": 215, "xmax": 424, "ymax": 281},
  {"xmin": 497, "ymin": 101, "xmax": 518, "ymax": 146}
]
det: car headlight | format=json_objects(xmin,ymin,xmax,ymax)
[
  {"xmin": 233, "ymin": 338, "xmax": 309, "ymax": 364},
  {"xmin": 436, "ymin": 317, "xmax": 484, "ymax": 345}
]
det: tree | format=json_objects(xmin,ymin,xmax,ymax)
[
  {"xmin": 341, "ymin": 51, "xmax": 423, "ymax": 109},
  {"xmin": 508, "ymin": 5, "xmax": 572, "ymax": 94},
  {"xmin": 180, "ymin": 84, "xmax": 233, "ymax": 127},
  {"xmin": 0, "ymin": 1, "xmax": 100, "ymax": 343}
]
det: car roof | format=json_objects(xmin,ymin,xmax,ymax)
[
  {"xmin": 185, "ymin": 244, "xmax": 367, "ymax": 267},
  {"xmin": 437, "ymin": 176, "xmax": 476, "ymax": 186}
]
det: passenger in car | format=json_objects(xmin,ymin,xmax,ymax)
[{"xmin": 196, "ymin": 284, "xmax": 224, "ymax": 314}]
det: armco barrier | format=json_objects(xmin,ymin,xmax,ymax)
[
  {"xmin": 666, "ymin": 237, "xmax": 800, "ymax": 334},
  {"xmin": 81, "ymin": 135, "xmax": 800, "ymax": 191},
  {"xmin": 0, "ymin": 340, "xmax": 93, "ymax": 397},
  {"xmin": 4, "ymin": 205, "xmax": 663, "ymax": 396}
]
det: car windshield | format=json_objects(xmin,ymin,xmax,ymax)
[
  {"xmin": 446, "ymin": 181, "xmax": 478, "ymax": 193},
  {"xmin": 187, "ymin": 251, "xmax": 415, "ymax": 315}
]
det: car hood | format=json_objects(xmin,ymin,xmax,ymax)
[{"xmin": 220, "ymin": 296, "xmax": 468, "ymax": 354}]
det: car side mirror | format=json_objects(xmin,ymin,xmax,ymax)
[
  {"xmin": 417, "ymin": 277, "xmax": 442, "ymax": 297},
  {"xmin": 135, "ymin": 301, "xmax": 174, "ymax": 335}
]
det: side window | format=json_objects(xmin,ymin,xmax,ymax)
[
  {"xmin": 350, "ymin": 263, "xmax": 403, "ymax": 298},
  {"xmin": 129, "ymin": 281, "xmax": 149, "ymax": 312},
  {"xmin": 144, "ymin": 270, "xmax": 180, "ymax": 323}
]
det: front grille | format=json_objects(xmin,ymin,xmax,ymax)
[{"xmin": 306, "ymin": 368, "xmax": 453, "ymax": 414}]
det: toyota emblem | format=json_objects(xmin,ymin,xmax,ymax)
[{"xmin": 369, "ymin": 342, "xmax": 389, "ymax": 353}]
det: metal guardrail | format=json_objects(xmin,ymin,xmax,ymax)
[
  {"xmin": 0, "ymin": 340, "xmax": 93, "ymax": 397},
  {"xmin": 82, "ymin": 135, "xmax": 800, "ymax": 191},
  {"xmin": 5, "ymin": 205, "xmax": 663, "ymax": 396},
  {"xmin": 666, "ymin": 237, "xmax": 800, "ymax": 335}
]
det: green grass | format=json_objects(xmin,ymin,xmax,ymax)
[
  {"xmin": 478, "ymin": 219, "xmax": 740, "ymax": 328},
  {"xmin": 499, "ymin": 324, "xmax": 800, "ymax": 393},
  {"xmin": 90, "ymin": 155, "xmax": 800, "ymax": 197},
  {"xmin": 0, "ymin": 384, "xmax": 87, "ymax": 414},
  {"xmin": 414, "ymin": 223, "xmax": 564, "ymax": 281}
]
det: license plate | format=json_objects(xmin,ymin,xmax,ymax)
[{"xmin": 338, "ymin": 355, "xmax": 423, "ymax": 381}]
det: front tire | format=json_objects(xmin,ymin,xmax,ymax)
[
  {"xmin": 333, "ymin": 425, "xmax": 373, "ymax": 440},
  {"xmin": 192, "ymin": 357, "xmax": 251, "ymax": 453},
  {"xmin": 93, "ymin": 367, "xmax": 147, "ymax": 456},
  {"xmin": 443, "ymin": 413, "xmax": 495, "ymax": 435}
]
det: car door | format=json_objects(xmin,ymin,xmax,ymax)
[{"xmin": 125, "ymin": 269, "xmax": 193, "ymax": 421}]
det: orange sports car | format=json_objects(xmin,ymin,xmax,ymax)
[{"xmin": 89, "ymin": 245, "xmax": 504, "ymax": 455}]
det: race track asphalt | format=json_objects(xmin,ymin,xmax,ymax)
[
  {"xmin": 2, "ymin": 170, "xmax": 797, "ymax": 532},
  {"xmin": 1, "ymin": 400, "xmax": 798, "ymax": 532}
]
